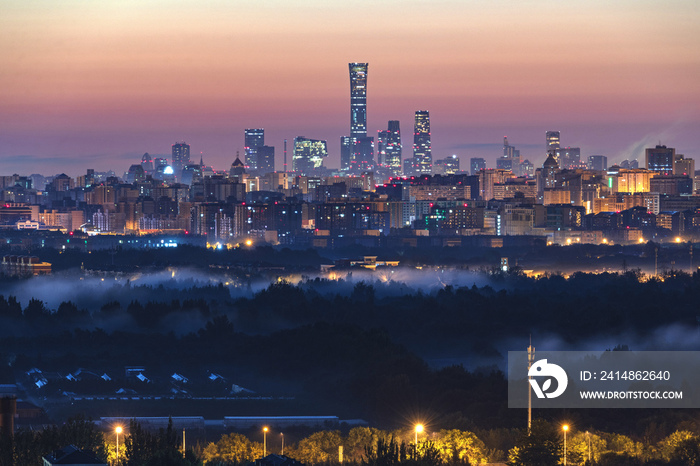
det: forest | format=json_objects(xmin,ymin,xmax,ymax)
[{"xmin": 1, "ymin": 257, "xmax": 700, "ymax": 464}]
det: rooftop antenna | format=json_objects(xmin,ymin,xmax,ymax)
[{"xmin": 284, "ymin": 139, "xmax": 288, "ymax": 173}]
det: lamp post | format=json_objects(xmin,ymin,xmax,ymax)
[
  {"xmin": 115, "ymin": 426, "xmax": 123, "ymax": 465},
  {"xmin": 414, "ymin": 424, "xmax": 424, "ymax": 446},
  {"xmin": 414, "ymin": 423, "xmax": 424, "ymax": 458},
  {"xmin": 263, "ymin": 427, "xmax": 268, "ymax": 457},
  {"xmin": 586, "ymin": 431, "xmax": 591, "ymax": 464},
  {"xmin": 281, "ymin": 433, "xmax": 284, "ymax": 455},
  {"xmin": 563, "ymin": 425, "xmax": 569, "ymax": 466}
]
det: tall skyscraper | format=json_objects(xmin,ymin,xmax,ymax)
[
  {"xmin": 413, "ymin": 111, "xmax": 431, "ymax": 174},
  {"xmin": 646, "ymin": 145, "xmax": 675, "ymax": 175},
  {"xmin": 244, "ymin": 129, "xmax": 265, "ymax": 171},
  {"xmin": 257, "ymin": 146, "xmax": 275, "ymax": 174},
  {"xmin": 377, "ymin": 130, "xmax": 389, "ymax": 166},
  {"xmin": 546, "ymin": 131, "xmax": 561, "ymax": 162},
  {"xmin": 346, "ymin": 63, "xmax": 372, "ymax": 173},
  {"xmin": 171, "ymin": 142, "xmax": 190, "ymax": 173},
  {"xmin": 385, "ymin": 120, "xmax": 402, "ymax": 176},
  {"xmin": 470, "ymin": 157, "xmax": 486, "ymax": 175},
  {"xmin": 349, "ymin": 63, "xmax": 368, "ymax": 139}
]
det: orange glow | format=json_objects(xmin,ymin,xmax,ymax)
[{"xmin": 1, "ymin": 1, "xmax": 698, "ymax": 174}]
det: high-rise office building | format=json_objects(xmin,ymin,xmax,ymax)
[
  {"xmin": 346, "ymin": 63, "xmax": 372, "ymax": 173},
  {"xmin": 556, "ymin": 147, "xmax": 581, "ymax": 169},
  {"xmin": 433, "ymin": 155, "xmax": 460, "ymax": 175},
  {"xmin": 349, "ymin": 63, "xmax": 368, "ymax": 139},
  {"xmin": 470, "ymin": 157, "xmax": 486, "ymax": 175},
  {"xmin": 502, "ymin": 136, "xmax": 520, "ymax": 165},
  {"xmin": 588, "ymin": 155, "xmax": 608, "ymax": 171},
  {"xmin": 377, "ymin": 130, "xmax": 389, "ymax": 166},
  {"xmin": 244, "ymin": 129, "xmax": 265, "ymax": 171},
  {"xmin": 673, "ymin": 154, "xmax": 694, "ymax": 176},
  {"xmin": 646, "ymin": 145, "xmax": 675, "ymax": 175},
  {"xmin": 497, "ymin": 137, "xmax": 519, "ymax": 172},
  {"xmin": 413, "ymin": 111, "xmax": 431, "ymax": 174},
  {"xmin": 171, "ymin": 142, "xmax": 190, "ymax": 173},
  {"xmin": 384, "ymin": 120, "xmax": 402, "ymax": 176},
  {"xmin": 353, "ymin": 136, "xmax": 374, "ymax": 171},
  {"xmin": 256, "ymin": 145, "xmax": 275, "ymax": 174},
  {"xmin": 293, "ymin": 137, "xmax": 328, "ymax": 175},
  {"xmin": 340, "ymin": 136, "xmax": 353, "ymax": 170},
  {"xmin": 546, "ymin": 131, "xmax": 561, "ymax": 162}
]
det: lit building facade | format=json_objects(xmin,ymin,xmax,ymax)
[
  {"xmin": 349, "ymin": 63, "xmax": 368, "ymax": 139},
  {"xmin": 413, "ymin": 110, "xmax": 431, "ymax": 174},
  {"xmin": 244, "ymin": 129, "xmax": 265, "ymax": 171},
  {"xmin": 385, "ymin": 120, "xmax": 402, "ymax": 175},
  {"xmin": 470, "ymin": 158, "xmax": 486, "ymax": 175},
  {"xmin": 546, "ymin": 131, "xmax": 561, "ymax": 162},
  {"xmin": 171, "ymin": 142, "xmax": 190, "ymax": 173},
  {"xmin": 645, "ymin": 145, "xmax": 675, "ymax": 175},
  {"xmin": 345, "ymin": 63, "xmax": 373, "ymax": 173},
  {"xmin": 293, "ymin": 137, "xmax": 328, "ymax": 175},
  {"xmin": 433, "ymin": 155, "xmax": 460, "ymax": 175}
]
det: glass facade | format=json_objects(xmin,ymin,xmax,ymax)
[
  {"xmin": 349, "ymin": 63, "xmax": 368, "ymax": 139},
  {"xmin": 413, "ymin": 110, "xmax": 431, "ymax": 174},
  {"xmin": 244, "ymin": 129, "xmax": 265, "ymax": 171}
]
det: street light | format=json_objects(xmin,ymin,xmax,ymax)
[
  {"xmin": 115, "ymin": 426, "xmax": 123, "ymax": 465},
  {"xmin": 281, "ymin": 433, "xmax": 284, "ymax": 455},
  {"xmin": 263, "ymin": 427, "xmax": 269, "ymax": 457},
  {"xmin": 562, "ymin": 425, "xmax": 569, "ymax": 466},
  {"xmin": 414, "ymin": 424, "xmax": 424, "ymax": 446}
]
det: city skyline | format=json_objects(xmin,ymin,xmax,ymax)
[{"xmin": 1, "ymin": 0, "xmax": 698, "ymax": 176}]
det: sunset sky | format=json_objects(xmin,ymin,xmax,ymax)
[{"xmin": 1, "ymin": 0, "xmax": 698, "ymax": 176}]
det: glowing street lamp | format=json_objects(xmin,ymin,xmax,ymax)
[
  {"xmin": 562, "ymin": 425, "xmax": 569, "ymax": 466},
  {"xmin": 263, "ymin": 427, "xmax": 269, "ymax": 457},
  {"xmin": 414, "ymin": 424, "xmax": 424, "ymax": 446},
  {"xmin": 115, "ymin": 426, "xmax": 123, "ymax": 464}
]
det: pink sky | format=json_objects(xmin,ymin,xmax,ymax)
[{"xmin": 1, "ymin": 0, "xmax": 698, "ymax": 176}]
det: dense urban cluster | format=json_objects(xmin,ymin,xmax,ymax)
[{"xmin": 0, "ymin": 63, "xmax": 698, "ymax": 251}]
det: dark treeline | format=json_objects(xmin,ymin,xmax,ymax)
[
  {"xmin": 2, "ymin": 270, "xmax": 700, "ymax": 435},
  {"xmin": 2, "ymin": 268, "xmax": 700, "ymax": 344}
]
